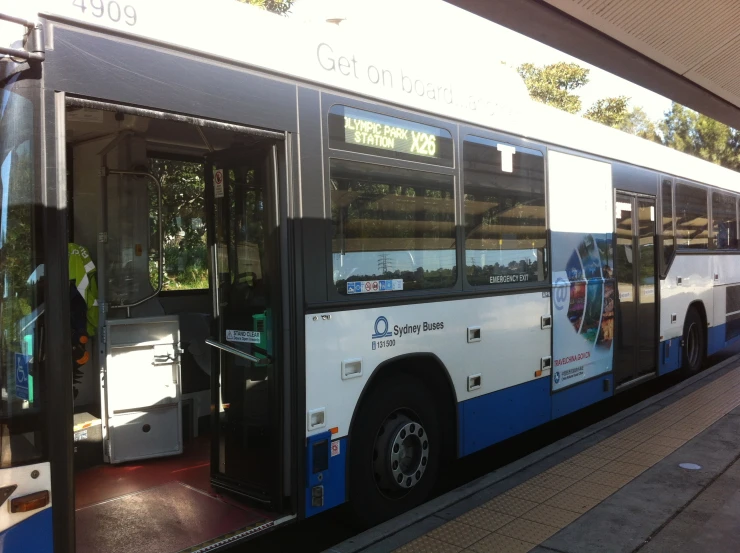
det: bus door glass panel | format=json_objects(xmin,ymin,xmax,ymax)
[
  {"xmin": 614, "ymin": 195, "xmax": 636, "ymax": 386},
  {"xmin": 0, "ymin": 72, "xmax": 51, "ymax": 539},
  {"xmin": 208, "ymin": 145, "xmax": 280, "ymax": 505},
  {"xmin": 637, "ymin": 198, "xmax": 657, "ymax": 376},
  {"xmin": 615, "ymin": 193, "xmax": 657, "ymax": 387}
]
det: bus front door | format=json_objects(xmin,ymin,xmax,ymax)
[
  {"xmin": 204, "ymin": 142, "xmax": 285, "ymax": 509},
  {"xmin": 614, "ymin": 192, "xmax": 658, "ymax": 388}
]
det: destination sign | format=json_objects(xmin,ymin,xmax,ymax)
[
  {"xmin": 329, "ymin": 105, "xmax": 453, "ymax": 166},
  {"xmin": 344, "ymin": 116, "xmax": 438, "ymax": 158}
]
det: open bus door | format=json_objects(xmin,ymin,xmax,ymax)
[{"xmin": 204, "ymin": 142, "xmax": 287, "ymax": 510}]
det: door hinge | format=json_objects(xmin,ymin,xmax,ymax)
[{"xmin": 0, "ymin": 16, "xmax": 45, "ymax": 62}]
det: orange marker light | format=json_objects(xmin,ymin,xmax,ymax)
[
  {"xmin": 10, "ymin": 491, "xmax": 49, "ymax": 513},
  {"xmin": 330, "ymin": 427, "xmax": 339, "ymax": 435}
]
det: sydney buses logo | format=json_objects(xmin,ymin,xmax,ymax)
[{"xmin": 372, "ymin": 316, "xmax": 393, "ymax": 339}]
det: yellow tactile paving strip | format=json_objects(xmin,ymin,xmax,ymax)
[{"xmin": 393, "ymin": 367, "xmax": 740, "ymax": 553}]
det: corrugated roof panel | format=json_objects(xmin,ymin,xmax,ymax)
[{"xmin": 544, "ymin": 0, "xmax": 740, "ymax": 117}]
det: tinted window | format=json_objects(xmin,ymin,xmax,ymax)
[
  {"xmin": 712, "ymin": 191, "xmax": 738, "ymax": 250},
  {"xmin": 661, "ymin": 179, "xmax": 674, "ymax": 267},
  {"xmin": 675, "ymin": 183, "xmax": 708, "ymax": 250},
  {"xmin": 0, "ymin": 75, "xmax": 46, "ymax": 466},
  {"xmin": 330, "ymin": 159, "xmax": 456, "ymax": 295},
  {"xmin": 328, "ymin": 105, "xmax": 454, "ymax": 167},
  {"xmin": 463, "ymin": 136, "xmax": 546, "ymax": 286}
]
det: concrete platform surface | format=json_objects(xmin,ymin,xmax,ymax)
[{"xmin": 323, "ymin": 353, "xmax": 740, "ymax": 553}]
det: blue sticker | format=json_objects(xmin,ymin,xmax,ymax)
[{"xmin": 15, "ymin": 353, "xmax": 29, "ymax": 401}]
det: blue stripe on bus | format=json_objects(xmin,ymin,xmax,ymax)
[
  {"xmin": 458, "ymin": 378, "xmax": 551, "ymax": 457},
  {"xmin": 551, "ymin": 374, "xmax": 614, "ymax": 419},
  {"xmin": 708, "ymin": 324, "xmax": 727, "ymax": 356},
  {"xmin": 0, "ymin": 507, "xmax": 53, "ymax": 553},
  {"xmin": 658, "ymin": 337, "xmax": 682, "ymax": 375},
  {"xmin": 305, "ymin": 433, "xmax": 346, "ymax": 517}
]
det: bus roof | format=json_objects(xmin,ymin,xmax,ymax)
[{"xmin": 9, "ymin": 0, "xmax": 740, "ymax": 193}]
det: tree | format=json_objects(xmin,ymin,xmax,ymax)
[
  {"xmin": 517, "ymin": 62, "xmax": 589, "ymax": 114},
  {"xmin": 240, "ymin": 0, "xmax": 293, "ymax": 15},
  {"xmin": 660, "ymin": 103, "xmax": 740, "ymax": 170},
  {"xmin": 617, "ymin": 106, "xmax": 661, "ymax": 143},
  {"xmin": 584, "ymin": 96, "xmax": 629, "ymax": 127}
]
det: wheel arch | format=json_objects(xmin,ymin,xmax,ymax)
[
  {"xmin": 346, "ymin": 352, "xmax": 459, "ymax": 475},
  {"xmin": 686, "ymin": 300, "xmax": 708, "ymax": 338}
]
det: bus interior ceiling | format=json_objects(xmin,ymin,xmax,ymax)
[{"xmin": 65, "ymin": 106, "xmax": 274, "ymax": 553}]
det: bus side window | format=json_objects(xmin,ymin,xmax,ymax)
[
  {"xmin": 711, "ymin": 191, "xmax": 738, "ymax": 250},
  {"xmin": 675, "ymin": 183, "xmax": 708, "ymax": 250},
  {"xmin": 462, "ymin": 136, "xmax": 547, "ymax": 287}
]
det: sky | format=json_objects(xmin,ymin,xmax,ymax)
[{"xmin": 289, "ymin": 0, "xmax": 673, "ymax": 122}]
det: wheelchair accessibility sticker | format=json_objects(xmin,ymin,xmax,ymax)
[{"xmin": 15, "ymin": 353, "xmax": 29, "ymax": 401}]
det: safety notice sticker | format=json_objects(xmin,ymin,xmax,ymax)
[
  {"xmin": 331, "ymin": 440, "xmax": 340, "ymax": 457},
  {"xmin": 214, "ymin": 169, "xmax": 224, "ymax": 198},
  {"xmin": 347, "ymin": 279, "xmax": 403, "ymax": 294},
  {"xmin": 226, "ymin": 329, "xmax": 260, "ymax": 344}
]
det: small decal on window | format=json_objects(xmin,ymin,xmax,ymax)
[
  {"xmin": 347, "ymin": 279, "xmax": 403, "ymax": 294},
  {"xmin": 226, "ymin": 329, "xmax": 260, "ymax": 344}
]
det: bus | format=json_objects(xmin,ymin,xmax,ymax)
[{"xmin": 1, "ymin": 1, "xmax": 739, "ymax": 552}]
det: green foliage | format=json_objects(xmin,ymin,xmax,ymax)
[
  {"xmin": 239, "ymin": 0, "xmax": 293, "ymax": 15},
  {"xmin": 517, "ymin": 62, "xmax": 589, "ymax": 114},
  {"xmin": 584, "ymin": 96, "xmax": 630, "ymax": 127},
  {"xmin": 148, "ymin": 159, "xmax": 209, "ymax": 291},
  {"xmin": 517, "ymin": 59, "xmax": 740, "ymax": 171},
  {"xmin": 616, "ymin": 106, "xmax": 661, "ymax": 143},
  {"xmin": 660, "ymin": 103, "xmax": 740, "ymax": 170}
]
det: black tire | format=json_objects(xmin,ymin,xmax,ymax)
[
  {"xmin": 682, "ymin": 307, "xmax": 706, "ymax": 374},
  {"xmin": 348, "ymin": 373, "xmax": 444, "ymax": 528}
]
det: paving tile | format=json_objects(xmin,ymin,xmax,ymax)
[
  {"xmin": 568, "ymin": 454, "xmax": 611, "ymax": 470},
  {"xmin": 544, "ymin": 462, "xmax": 595, "ymax": 480},
  {"xmin": 521, "ymin": 504, "xmax": 581, "ymax": 528},
  {"xmin": 543, "ymin": 491, "xmax": 601, "ymax": 514},
  {"xmin": 631, "ymin": 442, "xmax": 677, "ymax": 457},
  {"xmin": 481, "ymin": 495, "xmax": 538, "ymax": 517},
  {"xmin": 600, "ymin": 459, "xmax": 648, "ymax": 477},
  {"xmin": 648, "ymin": 435, "xmax": 686, "ymax": 448},
  {"xmin": 616, "ymin": 430, "xmax": 654, "ymax": 443},
  {"xmin": 467, "ymin": 533, "xmax": 534, "ymax": 553},
  {"xmin": 394, "ymin": 536, "xmax": 463, "ymax": 553},
  {"xmin": 526, "ymin": 473, "xmax": 580, "ymax": 492},
  {"xmin": 456, "ymin": 508, "xmax": 515, "ymax": 532},
  {"xmin": 563, "ymin": 480, "xmax": 619, "ymax": 501},
  {"xmin": 427, "ymin": 520, "xmax": 490, "ymax": 549},
  {"xmin": 582, "ymin": 446, "xmax": 631, "ymax": 461},
  {"xmin": 599, "ymin": 437, "xmax": 642, "ymax": 450},
  {"xmin": 497, "ymin": 518, "xmax": 559, "ymax": 544},
  {"xmin": 617, "ymin": 450, "xmax": 664, "ymax": 467},
  {"xmin": 659, "ymin": 428, "xmax": 701, "ymax": 440},
  {"xmin": 505, "ymin": 483, "xmax": 560, "ymax": 504},
  {"xmin": 583, "ymin": 470, "xmax": 635, "ymax": 488}
]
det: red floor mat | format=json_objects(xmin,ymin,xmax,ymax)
[
  {"xmin": 75, "ymin": 482, "xmax": 267, "ymax": 553},
  {"xmin": 75, "ymin": 436, "xmax": 211, "ymax": 509}
]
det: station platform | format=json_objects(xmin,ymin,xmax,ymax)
[{"xmin": 324, "ymin": 353, "xmax": 740, "ymax": 553}]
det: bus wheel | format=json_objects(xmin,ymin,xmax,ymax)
[
  {"xmin": 349, "ymin": 373, "xmax": 442, "ymax": 528},
  {"xmin": 682, "ymin": 307, "xmax": 705, "ymax": 374}
]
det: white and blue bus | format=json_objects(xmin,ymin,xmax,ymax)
[{"xmin": 1, "ymin": 1, "xmax": 739, "ymax": 552}]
